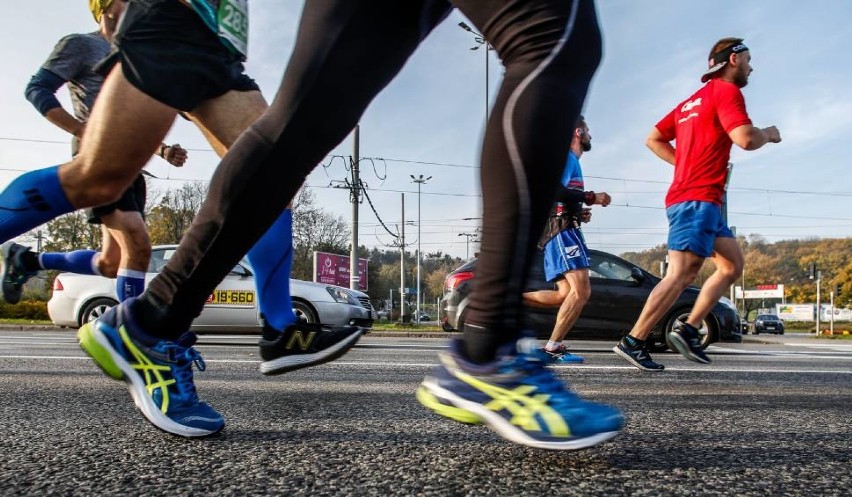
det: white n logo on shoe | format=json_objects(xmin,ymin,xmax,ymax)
[
  {"xmin": 286, "ymin": 330, "xmax": 316, "ymax": 350},
  {"xmin": 456, "ymin": 371, "xmax": 570, "ymax": 436}
]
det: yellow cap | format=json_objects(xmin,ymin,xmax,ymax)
[{"xmin": 89, "ymin": 0, "xmax": 114, "ymax": 23}]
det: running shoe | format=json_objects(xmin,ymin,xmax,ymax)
[
  {"xmin": 258, "ymin": 322, "xmax": 362, "ymax": 375},
  {"xmin": 1, "ymin": 241, "xmax": 37, "ymax": 304},
  {"xmin": 77, "ymin": 301, "xmax": 224, "ymax": 437},
  {"xmin": 417, "ymin": 337, "xmax": 623, "ymax": 450},
  {"xmin": 613, "ymin": 339, "xmax": 665, "ymax": 372},
  {"xmin": 543, "ymin": 343, "xmax": 584, "ymax": 364},
  {"xmin": 667, "ymin": 320, "xmax": 711, "ymax": 364}
]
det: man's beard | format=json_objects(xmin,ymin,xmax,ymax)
[{"xmin": 581, "ymin": 140, "xmax": 592, "ymax": 152}]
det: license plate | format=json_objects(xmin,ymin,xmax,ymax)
[
  {"xmin": 206, "ymin": 290, "xmax": 255, "ymax": 306},
  {"xmin": 766, "ymin": 326, "xmax": 775, "ymax": 329}
]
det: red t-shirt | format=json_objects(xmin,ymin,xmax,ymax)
[{"xmin": 655, "ymin": 79, "xmax": 752, "ymax": 207}]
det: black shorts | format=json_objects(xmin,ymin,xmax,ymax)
[
  {"xmin": 86, "ymin": 174, "xmax": 147, "ymax": 224},
  {"xmin": 96, "ymin": 0, "xmax": 260, "ymax": 111}
]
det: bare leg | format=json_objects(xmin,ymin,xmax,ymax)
[
  {"xmin": 686, "ymin": 237, "xmax": 742, "ymax": 328},
  {"xmin": 60, "ymin": 67, "xmax": 178, "ymax": 209},
  {"xmin": 628, "ymin": 250, "xmax": 704, "ymax": 340},
  {"xmin": 548, "ymin": 270, "xmax": 591, "ymax": 343},
  {"xmin": 522, "ymin": 286, "xmax": 566, "ymax": 308},
  {"xmin": 101, "ymin": 210, "xmax": 151, "ymax": 274}
]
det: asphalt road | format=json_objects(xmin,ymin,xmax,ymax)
[{"xmin": 1, "ymin": 330, "xmax": 850, "ymax": 496}]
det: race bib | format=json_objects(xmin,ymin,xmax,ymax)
[{"xmin": 217, "ymin": 0, "xmax": 249, "ymax": 57}]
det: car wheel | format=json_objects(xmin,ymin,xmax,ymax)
[
  {"xmin": 646, "ymin": 332, "xmax": 669, "ymax": 352},
  {"xmin": 292, "ymin": 299, "xmax": 319, "ymax": 324},
  {"xmin": 79, "ymin": 297, "xmax": 118, "ymax": 327},
  {"xmin": 754, "ymin": 329, "xmax": 760, "ymax": 335},
  {"xmin": 664, "ymin": 311, "xmax": 717, "ymax": 351}
]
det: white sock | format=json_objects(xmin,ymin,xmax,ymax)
[{"xmin": 545, "ymin": 340, "xmax": 562, "ymax": 351}]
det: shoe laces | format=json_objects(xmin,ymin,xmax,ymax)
[
  {"xmin": 164, "ymin": 343, "xmax": 206, "ymax": 403},
  {"xmin": 509, "ymin": 351, "xmax": 579, "ymax": 403}
]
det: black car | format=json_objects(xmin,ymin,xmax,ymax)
[
  {"xmin": 753, "ymin": 314, "xmax": 785, "ymax": 335},
  {"xmin": 439, "ymin": 249, "xmax": 742, "ymax": 351}
]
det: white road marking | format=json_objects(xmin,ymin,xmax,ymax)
[{"xmin": 1, "ymin": 355, "xmax": 850, "ymax": 374}]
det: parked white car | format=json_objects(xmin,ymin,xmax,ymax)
[{"xmin": 47, "ymin": 245, "xmax": 376, "ymax": 332}]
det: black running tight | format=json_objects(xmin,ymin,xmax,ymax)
[{"xmin": 142, "ymin": 0, "xmax": 602, "ymax": 362}]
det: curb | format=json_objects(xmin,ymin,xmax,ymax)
[{"xmin": 0, "ymin": 323, "xmax": 61, "ymax": 330}]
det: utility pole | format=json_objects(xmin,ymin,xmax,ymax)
[
  {"xmin": 350, "ymin": 125, "xmax": 360, "ymax": 290},
  {"xmin": 816, "ymin": 270, "xmax": 822, "ymax": 335},
  {"xmin": 458, "ymin": 21, "xmax": 490, "ymax": 129},
  {"xmin": 399, "ymin": 193, "xmax": 406, "ymax": 323},
  {"xmin": 410, "ymin": 175, "xmax": 431, "ymax": 325},
  {"xmin": 458, "ymin": 232, "xmax": 478, "ymax": 260},
  {"xmin": 729, "ymin": 226, "xmax": 737, "ymax": 302},
  {"xmin": 830, "ymin": 287, "xmax": 835, "ymax": 334}
]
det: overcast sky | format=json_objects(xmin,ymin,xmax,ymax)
[{"xmin": 1, "ymin": 1, "xmax": 850, "ymax": 260}]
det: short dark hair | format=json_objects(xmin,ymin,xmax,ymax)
[{"xmin": 575, "ymin": 114, "xmax": 587, "ymax": 130}]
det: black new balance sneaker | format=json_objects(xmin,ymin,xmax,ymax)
[
  {"xmin": 258, "ymin": 322, "xmax": 362, "ymax": 375},
  {"xmin": 613, "ymin": 339, "xmax": 665, "ymax": 372},
  {"xmin": 1, "ymin": 242, "xmax": 37, "ymax": 304},
  {"xmin": 667, "ymin": 320, "xmax": 711, "ymax": 364}
]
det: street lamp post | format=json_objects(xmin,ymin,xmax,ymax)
[
  {"xmin": 458, "ymin": 21, "xmax": 490, "ymax": 128},
  {"xmin": 411, "ymin": 174, "xmax": 431, "ymax": 324}
]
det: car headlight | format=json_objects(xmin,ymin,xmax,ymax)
[{"xmin": 326, "ymin": 287, "xmax": 359, "ymax": 305}]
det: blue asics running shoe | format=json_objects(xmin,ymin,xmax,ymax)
[
  {"xmin": 77, "ymin": 301, "xmax": 224, "ymax": 437},
  {"xmin": 417, "ymin": 338, "xmax": 623, "ymax": 450},
  {"xmin": 543, "ymin": 343, "xmax": 584, "ymax": 364}
]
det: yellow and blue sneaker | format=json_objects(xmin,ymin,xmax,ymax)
[
  {"xmin": 77, "ymin": 300, "xmax": 224, "ymax": 437},
  {"xmin": 417, "ymin": 337, "xmax": 623, "ymax": 450}
]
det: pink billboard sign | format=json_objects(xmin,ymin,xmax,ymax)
[{"xmin": 313, "ymin": 251, "xmax": 368, "ymax": 291}]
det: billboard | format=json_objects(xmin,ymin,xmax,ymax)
[
  {"xmin": 736, "ymin": 284, "xmax": 785, "ymax": 299},
  {"xmin": 313, "ymin": 251, "xmax": 368, "ymax": 291},
  {"xmin": 776, "ymin": 304, "xmax": 814, "ymax": 321}
]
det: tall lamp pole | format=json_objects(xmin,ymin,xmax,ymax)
[
  {"xmin": 411, "ymin": 174, "xmax": 431, "ymax": 324},
  {"xmin": 458, "ymin": 21, "xmax": 490, "ymax": 128}
]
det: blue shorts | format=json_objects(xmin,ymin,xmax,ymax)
[
  {"xmin": 666, "ymin": 201, "xmax": 734, "ymax": 258},
  {"xmin": 542, "ymin": 228, "xmax": 590, "ymax": 282}
]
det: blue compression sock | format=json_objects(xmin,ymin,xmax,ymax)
[
  {"xmin": 0, "ymin": 166, "xmax": 74, "ymax": 242},
  {"xmin": 39, "ymin": 250, "xmax": 100, "ymax": 274},
  {"xmin": 247, "ymin": 209, "xmax": 297, "ymax": 331},
  {"xmin": 116, "ymin": 269, "xmax": 146, "ymax": 301}
]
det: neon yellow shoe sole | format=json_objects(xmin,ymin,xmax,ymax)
[
  {"xmin": 77, "ymin": 321, "xmax": 124, "ymax": 380},
  {"xmin": 416, "ymin": 385, "xmax": 482, "ymax": 425}
]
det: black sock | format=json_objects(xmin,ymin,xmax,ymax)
[
  {"xmin": 462, "ymin": 323, "xmax": 518, "ymax": 364},
  {"xmin": 20, "ymin": 251, "xmax": 41, "ymax": 272},
  {"xmin": 131, "ymin": 293, "xmax": 181, "ymax": 341},
  {"xmin": 623, "ymin": 335, "xmax": 644, "ymax": 349}
]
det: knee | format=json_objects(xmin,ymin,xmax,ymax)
[
  {"xmin": 570, "ymin": 285, "xmax": 591, "ymax": 305},
  {"xmin": 97, "ymin": 256, "xmax": 119, "ymax": 278},
  {"xmin": 62, "ymin": 161, "xmax": 131, "ymax": 207},
  {"xmin": 722, "ymin": 262, "xmax": 744, "ymax": 283}
]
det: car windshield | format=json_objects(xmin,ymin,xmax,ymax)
[
  {"xmin": 149, "ymin": 248, "xmax": 247, "ymax": 275},
  {"xmin": 588, "ymin": 255, "xmax": 635, "ymax": 281},
  {"xmin": 758, "ymin": 315, "xmax": 778, "ymax": 320}
]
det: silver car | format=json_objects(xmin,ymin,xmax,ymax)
[{"xmin": 47, "ymin": 245, "xmax": 376, "ymax": 332}]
